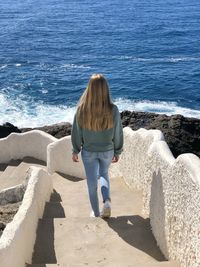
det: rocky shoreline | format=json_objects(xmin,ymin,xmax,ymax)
[
  {"xmin": 0, "ymin": 202, "xmax": 21, "ymax": 238},
  {"xmin": 0, "ymin": 111, "xmax": 200, "ymax": 158}
]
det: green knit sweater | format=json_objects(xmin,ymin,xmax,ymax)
[{"xmin": 71, "ymin": 104, "xmax": 123, "ymax": 156}]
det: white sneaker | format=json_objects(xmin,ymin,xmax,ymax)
[
  {"xmin": 90, "ymin": 210, "xmax": 100, "ymax": 217},
  {"xmin": 100, "ymin": 200, "xmax": 111, "ymax": 218},
  {"xmin": 90, "ymin": 211, "xmax": 95, "ymax": 217}
]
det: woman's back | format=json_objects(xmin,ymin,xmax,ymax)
[{"xmin": 72, "ymin": 103, "xmax": 123, "ymax": 155}]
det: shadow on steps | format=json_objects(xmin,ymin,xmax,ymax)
[
  {"xmin": 26, "ymin": 265, "xmax": 57, "ymax": 267},
  {"xmin": 22, "ymin": 156, "xmax": 46, "ymax": 166},
  {"xmin": 56, "ymin": 172, "xmax": 84, "ymax": 182},
  {"xmin": 42, "ymin": 190, "xmax": 66, "ymax": 218},
  {"xmin": 106, "ymin": 215, "xmax": 166, "ymax": 261},
  {"xmin": 0, "ymin": 163, "xmax": 8, "ymax": 172},
  {"xmin": 49, "ymin": 189, "xmax": 62, "ymax": 202},
  {"xmin": 0, "ymin": 159, "xmax": 21, "ymax": 172},
  {"xmin": 32, "ymin": 218, "xmax": 56, "ymax": 264},
  {"xmin": 31, "ymin": 190, "xmax": 65, "ymax": 264}
]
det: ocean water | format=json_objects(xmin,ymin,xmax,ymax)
[{"xmin": 0, "ymin": 0, "xmax": 200, "ymax": 127}]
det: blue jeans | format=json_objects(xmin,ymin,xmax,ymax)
[{"xmin": 81, "ymin": 149, "xmax": 114, "ymax": 217}]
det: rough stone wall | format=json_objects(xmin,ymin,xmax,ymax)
[
  {"xmin": 119, "ymin": 127, "xmax": 200, "ymax": 267},
  {"xmin": 119, "ymin": 128, "xmax": 152, "ymax": 190},
  {"xmin": 119, "ymin": 127, "xmax": 164, "ymax": 195},
  {"xmin": 165, "ymin": 155, "xmax": 200, "ymax": 267}
]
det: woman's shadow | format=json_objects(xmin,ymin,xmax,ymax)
[{"xmin": 106, "ymin": 215, "xmax": 166, "ymax": 261}]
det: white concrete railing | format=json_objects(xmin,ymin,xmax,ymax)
[
  {"xmin": 0, "ymin": 130, "xmax": 57, "ymax": 163},
  {"xmin": 116, "ymin": 127, "xmax": 164, "ymax": 191},
  {"xmin": 47, "ymin": 135, "xmax": 86, "ymax": 179},
  {"xmin": 148, "ymin": 144, "xmax": 200, "ymax": 267},
  {"xmin": 117, "ymin": 127, "xmax": 200, "ymax": 267},
  {"xmin": 0, "ymin": 166, "xmax": 53, "ymax": 267}
]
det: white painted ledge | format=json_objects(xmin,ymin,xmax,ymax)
[
  {"xmin": 47, "ymin": 136, "xmax": 86, "ymax": 179},
  {"xmin": 0, "ymin": 167, "xmax": 53, "ymax": 267},
  {"xmin": 0, "ymin": 130, "xmax": 57, "ymax": 164}
]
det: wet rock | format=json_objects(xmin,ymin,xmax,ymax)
[
  {"xmin": 0, "ymin": 202, "xmax": 21, "ymax": 237},
  {"xmin": 21, "ymin": 122, "xmax": 72, "ymax": 139},
  {"xmin": 0, "ymin": 122, "xmax": 21, "ymax": 138},
  {"xmin": 121, "ymin": 111, "xmax": 200, "ymax": 158}
]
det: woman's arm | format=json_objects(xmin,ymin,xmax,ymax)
[
  {"xmin": 71, "ymin": 113, "xmax": 83, "ymax": 155},
  {"xmin": 113, "ymin": 105, "xmax": 124, "ymax": 158}
]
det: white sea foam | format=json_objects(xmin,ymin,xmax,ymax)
[
  {"xmin": 1, "ymin": 94, "xmax": 200, "ymax": 128},
  {"xmin": 0, "ymin": 93, "xmax": 76, "ymax": 127},
  {"xmin": 15, "ymin": 63, "xmax": 21, "ymax": 67},
  {"xmin": 36, "ymin": 63, "xmax": 91, "ymax": 72},
  {"xmin": 113, "ymin": 56, "xmax": 200, "ymax": 63},
  {"xmin": 62, "ymin": 64, "xmax": 91, "ymax": 69},
  {"xmin": 115, "ymin": 98, "xmax": 200, "ymax": 119},
  {"xmin": 41, "ymin": 89, "xmax": 48, "ymax": 94},
  {"xmin": 0, "ymin": 64, "xmax": 8, "ymax": 70}
]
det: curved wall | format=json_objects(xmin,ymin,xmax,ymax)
[
  {"xmin": 47, "ymin": 136, "xmax": 86, "ymax": 179},
  {"xmin": 0, "ymin": 130, "xmax": 57, "ymax": 163},
  {"xmin": 118, "ymin": 127, "xmax": 200, "ymax": 267},
  {"xmin": 0, "ymin": 167, "xmax": 53, "ymax": 267}
]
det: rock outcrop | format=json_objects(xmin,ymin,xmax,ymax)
[
  {"xmin": 120, "ymin": 111, "xmax": 200, "ymax": 158},
  {"xmin": 21, "ymin": 122, "xmax": 72, "ymax": 139},
  {"xmin": 0, "ymin": 122, "xmax": 21, "ymax": 138},
  {"xmin": 0, "ymin": 202, "xmax": 21, "ymax": 238}
]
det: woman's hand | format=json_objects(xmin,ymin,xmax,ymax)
[
  {"xmin": 112, "ymin": 155, "xmax": 119, "ymax": 163},
  {"xmin": 72, "ymin": 153, "xmax": 79, "ymax": 162}
]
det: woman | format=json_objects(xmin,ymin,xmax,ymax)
[{"xmin": 71, "ymin": 74, "xmax": 123, "ymax": 218}]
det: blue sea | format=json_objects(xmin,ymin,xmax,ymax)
[{"xmin": 0, "ymin": 0, "xmax": 200, "ymax": 127}]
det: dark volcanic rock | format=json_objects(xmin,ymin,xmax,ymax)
[
  {"xmin": 121, "ymin": 111, "xmax": 200, "ymax": 158},
  {"xmin": 0, "ymin": 202, "xmax": 21, "ymax": 237},
  {"xmin": 21, "ymin": 122, "xmax": 72, "ymax": 139},
  {"xmin": 0, "ymin": 122, "xmax": 21, "ymax": 138}
]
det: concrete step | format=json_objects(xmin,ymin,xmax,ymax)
[
  {"xmin": 0, "ymin": 162, "xmax": 30, "ymax": 191},
  {"xmin": 42, "ymin": 202, "xmax": 66, "ymax": 218},
  {"xmin": 140, "ymin": 264, "xmax": 179, "ymax": 267},
  {"xmin": 29, "ymin": 172, "xmax": 180, "ymax": 267},
  {"xmin": 0, "ymin": 163, "xmax": 8, "ymax": 174},
  {"xmin": 26, "ymin": 264, "xmax": 62, "ymax": 267},
  {"xmin": 0, "ymin": 157, "xmax": 46, "ymax": 191},
  {"xmin": 0, "ymin": 165, "xmax": 18, "ymax": 182},
  {"xmin": 27, "ymin": 262, "xmax": 179, "ymax": 267},
  {"xmin": 51, "ymin": 173, "xmax": 142, "ymax": 218},
  {"xmin": 0, "ymin": 161, "xmax": 21, "ymax": 191},
  {"xmin": 31, "ymin": 217, "xmax": 166, "ymax": 266},
  {"xmin": 22, "ymin": 156, "xmax": 46, "ymax": 168}
]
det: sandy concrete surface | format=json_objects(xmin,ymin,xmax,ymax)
[{"xmin": 29, "ymin": 172, "xmax": 179, "ymax": 267}]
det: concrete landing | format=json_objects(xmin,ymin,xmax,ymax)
[
  {"xmin": 29, "ymin": 171, "xmax": 179, "ymax": 267},
  {"xmin": 0, "ymin": 157, "xmax": 46, "ymax": 191},
  {"xmin": 32, "ymin": 217, "xmax": 166, "ymax": 266},
  {"xmin": 27, "ymin": 262, "xmax": 179, "ymax": 267}
]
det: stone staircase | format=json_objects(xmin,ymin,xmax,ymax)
[
  {"xmin": 0, "ymin": 157, "xmax": 46, "ymax": 191},
  {"xmin": 0, "ymin": 159, "xmax": 180, "ymax": 267}
]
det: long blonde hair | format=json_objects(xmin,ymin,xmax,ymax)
[{"xmin": 77, "ymin": 74, "xmax": 113, "ymax": 131}]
